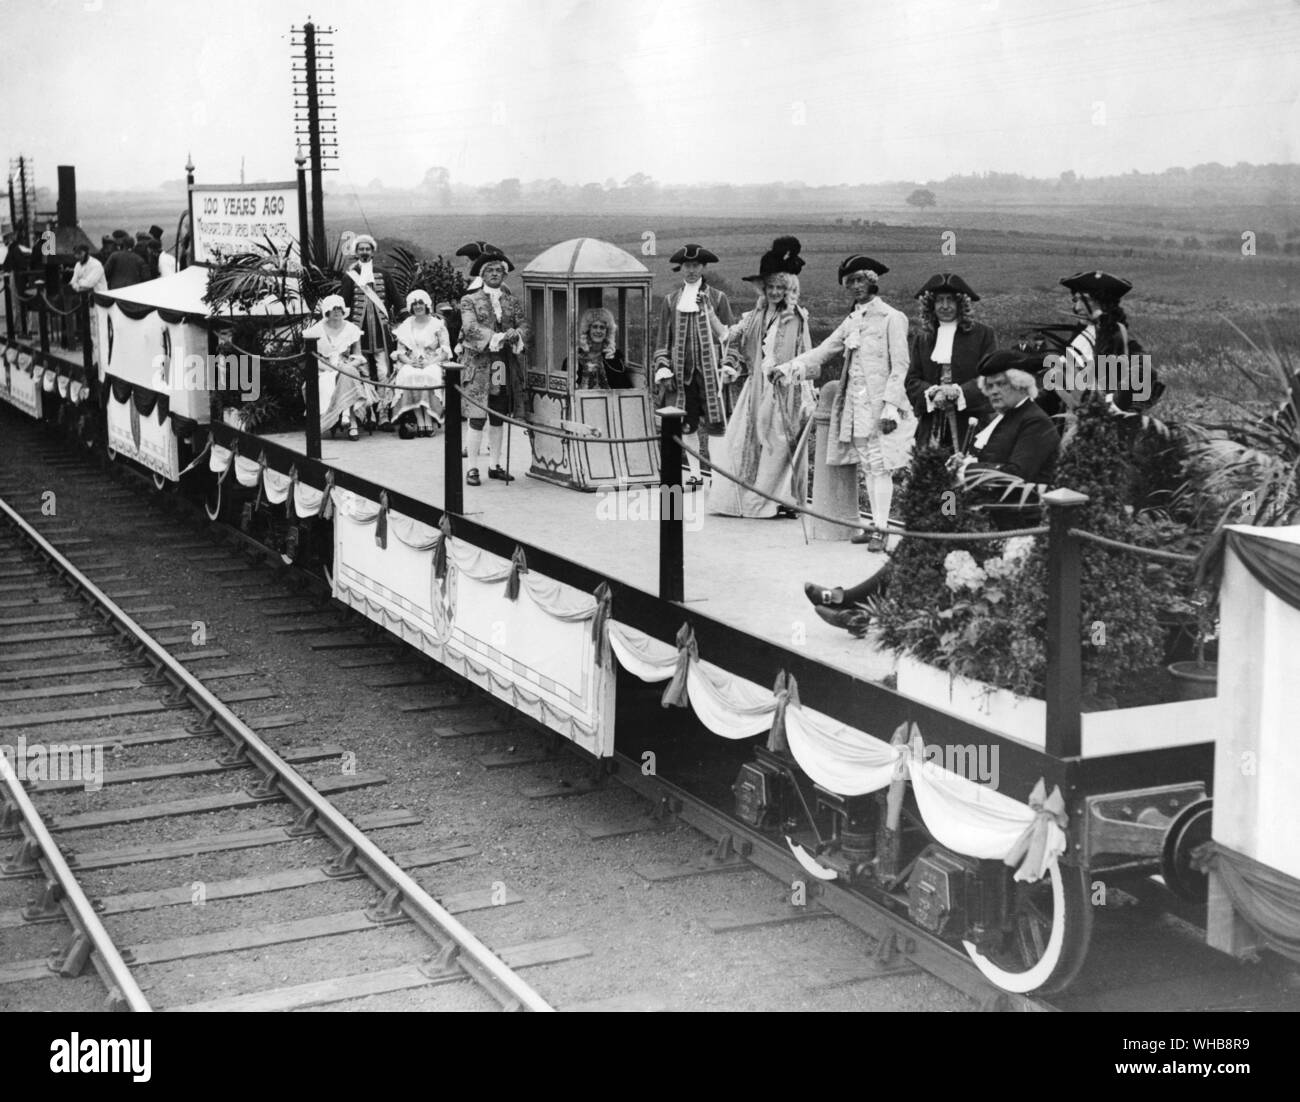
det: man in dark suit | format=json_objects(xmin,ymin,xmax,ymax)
[
  {"xmin": 803, "ymin": 350, "xmax": 1059, "ymax": 617},
  {"xmin": 905, "ymin": 273, "xmax": 995, "ymax": 451},
  {"xmin": 955, "ymin": 349, "xmax": 1060, "ymax": 485}
]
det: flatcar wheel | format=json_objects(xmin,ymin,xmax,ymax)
[
  {"xmin": 963, "ymin": 861, "xmax": 1093, "ymax": 996},
  {"xmin": 1161, "ymin": 797, "xmax": 1212, "ymax": 902}
]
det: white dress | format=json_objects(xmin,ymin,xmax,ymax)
[
  {"xmin": 390, "ymin": 316, "xmax": 451, "ymax": 423},
  {"xmin": 302, "ymin": 319, "xmax": 375, "ymax": 431}
]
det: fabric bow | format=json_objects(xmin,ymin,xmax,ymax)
[
  {"xmin": 374, "ymin": 491, "xmax": 390, "ymax": 549},
  {"xmin": 591, "ymin": 581, "xmax": 612, "ymax": 666},
  {"xmin": 505, "ymin": 546, "xmax": 528, "ymax": 600},
  {"xmin": 254, "ymin": 452, "xmax": 269, "ymax": 510},
  {"xmin": 321, "ymin": 470, "xmax": 335, "ymax": 520},
  {"xmin": 885, "ymin": 721, "xmax": 918, "ymax": 831},
  {"xmin": 1003, "ymin": 778, "xmax": 1068, "ymax": 883},
  {"xmin": 433, "ymin": 514, "xmax": 453, "ymax": 580},
  {"xmin": 765, "ymin": 670, "xmax": 801, "ymax": 754},
  {"xmin": 660, "ymin": 623, "xmax": 698, "ymax": 708}
]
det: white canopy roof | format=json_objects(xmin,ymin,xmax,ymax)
[{"xmin": 97, "ymin": 264, "xmax": 304, "ymax": 320}]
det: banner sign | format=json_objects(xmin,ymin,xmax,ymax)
[{"xmin": 191, "ymin": 182, "xmax": 298, "ymax": 263}]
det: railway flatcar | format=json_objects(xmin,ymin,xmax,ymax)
[{"xmin": 3, "ymin": 234, "xmax": 1298, "ymax": 1000}]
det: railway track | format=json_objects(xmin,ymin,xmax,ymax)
[
  {"xmin": 0, "ymin": 485, "xmax": 553, "ymax": 1012},
  {"xmin": 3, "ymin": 413, "xmax": 1296, "ymax": 1013}
]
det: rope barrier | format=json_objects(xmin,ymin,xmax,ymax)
[
  {"xmin": 311, "ymin": 351, "xmax": 447, "ymax": 393},
  {"xmin": 38, "ymin": 291, "xmax": 84, "ymax": 318},
  {"xmin": 219, "ymin": 340, "xmax": 307, "ymax": 364},
  {"xmin": 672, "ymin": 436, "xmax": 1050, "ymax": 542},
  {"xmin": 1068, "ymin": 528, "xmax": 1197, "ymax": 563},
  {"xmin": 453, "ymin": 385, "xmax": 662, "ymax": 445}
]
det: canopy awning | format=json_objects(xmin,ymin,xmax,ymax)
[{"xmin": 95, "ymin": 264, "xmax": 306, "ymax": 324}]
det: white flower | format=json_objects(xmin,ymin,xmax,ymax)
[
  {"xmin": 1002, "ymin": 536, "xmax": 1036, "ymax": 566},
  {"xmin": 944, "ymin": 550, "xmax": 987, "ymax": 592}
]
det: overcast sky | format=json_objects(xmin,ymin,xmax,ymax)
[{"xmin": 2, "ymin": 0, "xmax": 1297, "ymax": 193}]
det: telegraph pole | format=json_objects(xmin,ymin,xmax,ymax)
[{"xmin": 292, "ymin": 20, "xmax": 337, "ymax": 267}]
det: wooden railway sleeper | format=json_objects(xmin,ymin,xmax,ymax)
[
  {"xmin": 365, "ymin": 888, "xmax": 408, "ymax": 925},
  {"xmin": 22, "ymin": 878, "xmax": 67, "ymax": 923}
]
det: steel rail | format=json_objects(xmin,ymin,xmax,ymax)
[
  {"xmin": 0, "ymin": 495, "xmax": 553, "ymax": 1013},
  {"xmin": 607, "ymin": 750, "xmax": 1053, "ymax": 1013},
  {"xmin": 0, "ymin": 743, "xmax": 152, "ymax": 1011}
]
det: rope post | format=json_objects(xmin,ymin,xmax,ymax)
[
  {"xmin": 658, "ymin": 406, "xmax": 685, "ymax": 603},
  {"xmin": 443, "ymin": 364, "xmax": 464, "ymax": 516},
  {"xmin": 2, "ymin": 272, "xmax": 12, "ymax": 341},
  {"xmin": 79, "ymin": 293, "xmax": 93, "ymax": 380},
  {"xmin": 36, "ymin": 281, "xmax": 50, "ymax": 365},
  {"xmin": 303, "ymin": 336, "xmax": 321, "ymax": 460},
  {"xmin": 1043, "ymin": 487, "xmax": 1089, "ymax": 759}
]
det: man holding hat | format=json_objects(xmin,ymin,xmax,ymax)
[
  {"xmin": 652, "ymin": 243, "xmax": 733, "ymax": 486},
  {"xmin": 905, "ymin": 273, "xmax": 996, "ymax": 451},
  {"xmin": 778, "ymin": 254, "xmax": 912, "ymax": 553},
  {"xmin": 341, "ymin": 233, "xmax": 399, "ymax": 427},
  {"xmin": 458, "ymin": 244, "xmax": 530, "ymax": 486}
]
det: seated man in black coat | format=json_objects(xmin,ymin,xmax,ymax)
[
  {"xmin": 954, "ymin": 349, "xmax": 1060, "ymax": 484},
  {"xmin": 804, "ymin": 350, "xmax": 1059, "ymax": 616}
]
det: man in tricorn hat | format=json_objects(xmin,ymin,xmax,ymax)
[
  {"xmin": 341, "ymin": 233, "xmax": 400, "ymax": 427},
  {"xmin": 778, "ymin": 254, "xmax": 912, "ymax": 552},
  {"xmin": 803, "ymin": 348, "xmax": 1059, "ymax": 625},
  {"xmin": 652, "ymin": 243, "xmax": 733, "ymax": 486},
  {"xmin": 905, "ymin": 273, "xmax": 996, "ymax": 451},
  {"xmin": 1056, "ymin": 270, "xmax": 1155, "ymax": 412},
  {"xmin": 458, "ymin": 244, "xmax": 530, "ymax": 486}
]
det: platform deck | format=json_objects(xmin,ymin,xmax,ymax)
[{"xmin": 261, "ymin": 427, "xmax": 894, "ymax": 682}]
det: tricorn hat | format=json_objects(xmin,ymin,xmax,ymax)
[
  {"xmin": 743, "ymin": 236, "xmax": 805, "ymax": 283},
  {"xmin": 915, "ymin": 272, "xmax": 980, "ymax": 302},
  {"xmin": 978, "ymin": 349, "xmax": 1047, "ymax": 377},
  {"xmin": 465, "ymin": 243, "xmax": 513, "ymax": 277},
  {"xmin": 838, "ymin": 254, "xmax": 889, "ymax": 284},
  {"xmin": 669, "ymin": 243, "xmax": 719, "ymax": 270},
  {"xmin": 1060, "ymin": 270, "xmax": 1132, "ymax": 300}
]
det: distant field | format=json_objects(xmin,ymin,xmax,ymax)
[{"xmin": 78, "ymin": 196, "xmax": 1300, "ymax": 422}]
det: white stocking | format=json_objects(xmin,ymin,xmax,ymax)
[
  {"xmin": 684, "ymin": 432, "xmax": 703, "ymax": 480},
  {"xmin": 872, "ymin": 474, "xmax": 894, "ymax": 531},
  {"xmin": 466, "ymin": 425, "xmax": 484, "ymax": 469},
  {"xmin": 487, "ymin": 424, "xmax": 504, "ymax": 469}
]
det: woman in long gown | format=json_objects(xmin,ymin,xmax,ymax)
[
  {"xmin": 302, "ymin": 294, "xmax": 375, "ymax": 440},
  {"xmin": 390, "ymin": 290, "xmax": 451, "ymax": 438},
  {"xmin": 707, "ymin": 237, "xmax": 813, "ymax": 518}
]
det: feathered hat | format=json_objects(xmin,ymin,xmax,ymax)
[{"xmin": 743, "ymin": 236, "xmax": 805, "ymax": 283}]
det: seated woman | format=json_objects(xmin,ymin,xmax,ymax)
[
  {"xmin": 302, "ymin": 294, "xmax": 375, "ymax": 440},
  {"xmin": 390, "ymin": 289, "xmax": 451, "ymax": 438},
  {"xmin": 570, "ymin": 308, "xmax": 631, "ymax": 389}
]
